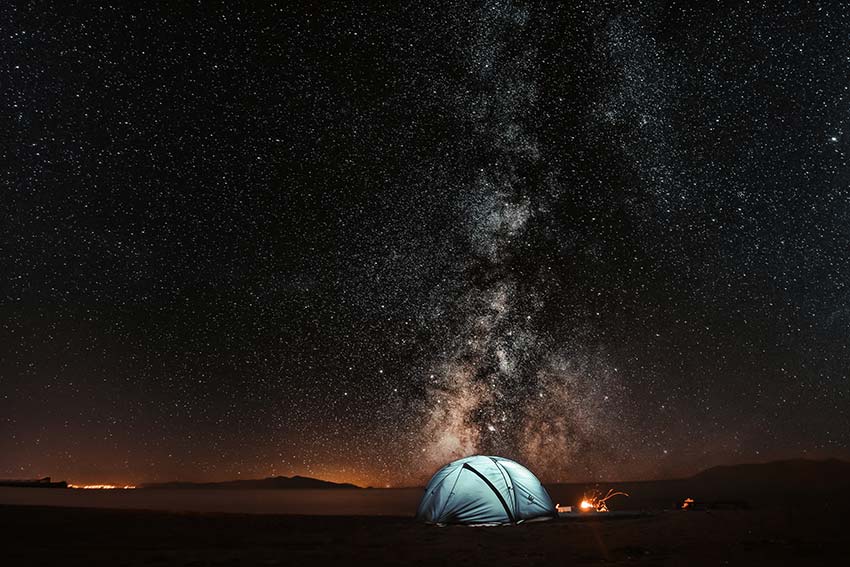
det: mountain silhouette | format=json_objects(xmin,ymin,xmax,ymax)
[{"xmin": 139, "ymin": 475, "xmax": 360, "ymax": 490}]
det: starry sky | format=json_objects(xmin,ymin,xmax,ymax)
[{"xmin": 2, "ymin": 1, "xmax": 849, "ymax": 487}]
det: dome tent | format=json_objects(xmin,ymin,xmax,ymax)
[{"xmin": 416, "ymin": 455, "xmax": 556, "ymax": 525}]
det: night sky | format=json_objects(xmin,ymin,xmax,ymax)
[{"xmin": 2, "ymin": 1, "xmax": 849, "ymax": 487}]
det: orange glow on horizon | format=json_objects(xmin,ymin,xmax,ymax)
[
  {"xmin": 68, "ymin": 484, "xmax": 136, "ymax": 490},
  {"xmin": 62, "ymin": 466, "xmax": 382, "ymax": 490}
]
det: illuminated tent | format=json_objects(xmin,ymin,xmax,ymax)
[{"xmin": 416, "ymin": 455, "xmax": 556, "ymax": 525}]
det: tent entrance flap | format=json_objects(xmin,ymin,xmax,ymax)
[{"xmin": 462, "ymin": 463, "xmax": 515, "ymax": 523}]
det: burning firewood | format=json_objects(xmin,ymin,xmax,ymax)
[{"xmin": 579, "ymin": 488, "xmax": 629, "ymax": 512}]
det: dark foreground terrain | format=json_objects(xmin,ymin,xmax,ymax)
[{"xmin": 2, "ymin": 503, "xmax": 845, "ymax": 566}]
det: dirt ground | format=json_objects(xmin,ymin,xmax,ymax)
[{"xmin": 1, "ymin": 503, "xmax": 845, "ymax": 566}]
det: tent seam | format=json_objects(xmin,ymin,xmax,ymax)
[{"xmin": 490, "ymin": 457, "xmax": 517, "ymax": 517}]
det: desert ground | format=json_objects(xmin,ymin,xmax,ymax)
[
  {"xmin": 2, "ymin": 500, "xmax": 846, "ymax": 566},
  {"xmin": 4, "ymin": 461, "xmax": 849, "ymax": 566}
]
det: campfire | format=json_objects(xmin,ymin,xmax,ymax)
[{"xmin": 578, "ymin": 488, "xmax": 629, "ymax": 512}]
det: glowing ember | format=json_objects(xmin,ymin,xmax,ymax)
[
  {"xmin": 682, "ymin": 497, "xmax": 695, "ymax": 510},
  {"xmin": 68, "ymin": 484, "xmax": 136, "ymax": 489},
  {"xmin": 578, "ymin": 488, "xmax": 629, "ymax": 512}
]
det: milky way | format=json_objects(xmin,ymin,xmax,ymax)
[
  {"xmin": 419, "ymin": 1, "xmax": 629, "ymax": 480},
  {"xmin": 2, "ymin": 1, "xmax": 849, "ymax": 486}
]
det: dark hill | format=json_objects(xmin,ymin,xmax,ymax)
[
  {"xmin": 139, "ymin": 475, "xmax": 360, "ymax": 490},
  {"xmin": 690, "ymin": 458, "xmax": 850, "ymax": 489}
]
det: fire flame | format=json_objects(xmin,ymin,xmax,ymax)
[{"xmin": 578, "ymin": 488, "xmax": 629, "ymax": 512}]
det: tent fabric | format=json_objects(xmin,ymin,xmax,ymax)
[{"xmin": 416, "ymin": 455, "xmax": 556, "ymax": 525}]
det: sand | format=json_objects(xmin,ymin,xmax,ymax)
[{"xmin": 2, "ymin": 502, "xmax": 845, "ymax": 566}]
